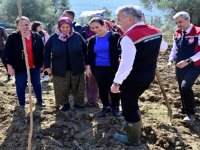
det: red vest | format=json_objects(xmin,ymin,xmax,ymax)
[
  {"xmin": 174, "ymin": 25, "xmax": 200, "ymax": 66},
  {"xmin": 122, "ymin": 24, "xmax": 162, "ymax": 72},
  {"xmin": 124, "ymin": 25, "xmax": 161, "ymax": 44}
]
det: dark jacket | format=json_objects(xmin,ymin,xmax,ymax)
[
  {"xmin": 3, "ymin": 31, "xmax": 44, "ymax": 73},
  {"xmin": 88, "ymin": 31, "xmax": 121, "ymax": 72},
  {"xmin": 0, "ymin": 26, "xmax": 7, "ymax": 50},
  {"xmin": 72, "ymin": 22, "xmax": 83, "ymax": 36},
  {"xmin": 44, "ymin": 32, "xmax": 88, "ymax": 77},
  {"xmin": 174, "ymin": 25, "xmax": 200, "ymax": 67}
]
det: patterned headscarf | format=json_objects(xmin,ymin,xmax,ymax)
[{"xmin": 55, "ymin": 17, "xmax": 74, "ymax": 42}]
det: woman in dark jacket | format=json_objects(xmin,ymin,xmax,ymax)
[
  {"xmin": 86, "ymin": 17, "xmax": 121, "ymax": 117},
  {"xmin": 44, "ymin": 17, "xmax": 88, "ymax": 111},
  {"xmin": 31, "ymin": 21, "xmax": 50, "ymax": 81},
  {"xmin": 3, "ymin": 16, "xmax": 45, "ymax": 107}
]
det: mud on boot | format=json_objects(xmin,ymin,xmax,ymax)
[{"xmin": 114, "ymin": 121, "xmax": 142, "ymax": 146}]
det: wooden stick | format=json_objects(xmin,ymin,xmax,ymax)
[
  {"xmin": 155, "ymin": 69, "xmax": 172, "ymax": 121},
  {"xmin": 142, "ymin": 13, "xmax": 172, "ymax": 122},
  {"xmin": 17, "ymin": 0, "xmax": 33, "ymax": 149}
]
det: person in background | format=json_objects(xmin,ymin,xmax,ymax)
[
  {"xmin": 111, "ymin": 5, "xmax": 168, "ymax": 145},
  {"xmin": 31, "ymin": 21, "xmax": 50, "ymax": 81},
  {"xmin": 166, "ymin": 11, "xmax": 200, "ymax": 123},
  {"xmin": 82, "ymin": 24, "xmax": 95, "ymax": 41},
  {"xmin": 104, "ymin": 20, "xmax": 113, "ymax": 31},
  {"xmin": 109, "ymin": 19, "xmax": 124, "ymax": 35},
  {"xmin": 0, "ymin": 26, "xmax": 11, "ymax": 80},
  {"xmin": 44, "ymin": 17, "xmax": 88, "ymax": 111},
  {"xmin": 86, "ymin": 17, "xmax": 121, "ymax": 117},
  {"xmin": 3, "ymin": 16, "xmax": 45, "ymax": 107},
  {"xmin": 82, "ymin": 24, "xmax": 99, "ymax": 107},
  {"xmin": 0, "ymin": 26, "xmax": 7, "ymax": 61},
  {"xmin": 62, "ymin": 10, "xmax": 83, "ymax": 35}
]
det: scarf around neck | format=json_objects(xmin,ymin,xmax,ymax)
[{"xmin": 55, "ymin": 28, "xmax": 73, "ymax": 42}]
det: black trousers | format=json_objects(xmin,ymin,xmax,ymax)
[
  {"xmin": 176, "ymin": 66, "xmax": 200, "ymax": 115},
  {"xmin": 0, "ymin": 49, "xmax": 3, "ymax": 62},
  {"xmin": 0, "ymin": 49, "xmax": 10, "ymax": 78},
  {"xmin": 120, "ymin": 70, "xmax": 155, "ymax": 122},
  {"xmin": 93, "ymin": 66, "xmax": 120, "ymax": 107}
]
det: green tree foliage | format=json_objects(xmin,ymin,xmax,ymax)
[
  {"xmin": 49, "ymin": 0, "xmax": 70, "ymax": 33},
  {"xmin": 102, "ymin": 7, "xmax": 112, "ymax": 20},
  {"xmin": 60, "ymin": 0, "xmax": 70, "ymax": 14},
  {"xmin": 1, "ymin": 0, "xmax": 54, "ymax": 24},
  {"xmin": 150, "ymin": 16, "xmax": 163, "ymax": 29},
  {"xmin": 0, "ymin": 0, "xmax": 70, "ymax": 26},
  {"xmin": 140, "ymin": 0, "xmax": 200, "ymax": 26},
  {"xmin": 51, "ymin": 0, "xmax": 70, "ymax": 16}
]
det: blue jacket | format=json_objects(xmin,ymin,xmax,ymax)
[{"xmin": 88, "ymin": 31, "xmax": 121, "ymax": 72}]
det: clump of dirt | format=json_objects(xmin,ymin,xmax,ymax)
[{"xmin": 0, "ymin": 51, "xmax": 200, "ymax": 150}]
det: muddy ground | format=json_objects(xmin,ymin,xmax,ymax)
[{"xmin": 0, "ymin": 51, "xmax": 200, "ymax": 150}]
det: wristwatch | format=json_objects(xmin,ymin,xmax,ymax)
[
  {"xmin": 186, "ymin": 58, "xmax": 193, "ymax": 64},
  {"xmin": 113, "ymin": 82, "xmax": 121, "ymax": 86}
]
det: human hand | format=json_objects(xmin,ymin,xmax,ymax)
[
  {"xmin": 44, "ymin": 68, "xmax": 52, "ymax": 75},
  {"xmin": 7, "ymin": 64, "xmax": 15, "ymax": 76},
  {"xmin": 111, "ymin": 84, "xmax": 120, "ymax": 93},
  {"xmin": 166, "ymin": 61, "xmax": 173, "ymax": 71},
  {"xmin": 176, "ymin": 60, "xmax": 188, "ymax": 68},
  {"xmin": 86, "ymin": 65, "xmax": 92, "ymax": 78}
]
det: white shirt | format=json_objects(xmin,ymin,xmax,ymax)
[
  {"xmin": 113, "ymin": 22, "xmax": 168, "ymax": 84},
  {"xmin": 169, "ymin": 24, "xmax": 200, "ymax": 62}
]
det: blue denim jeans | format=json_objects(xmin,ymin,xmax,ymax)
[{"xmin": 15, "ymin": 68, "xmax": 42, "ymax": 106}]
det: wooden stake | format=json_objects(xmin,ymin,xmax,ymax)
[
  {"xmin": 142, "ymin": 13, "xmax": 173, "ymax": 122},
  {"xmin": 155, "ymin": 69, "xmax": 173, "ymax": 121},
  {"xmin": 17, "ymin": 0, "xmax": 33, "ymax": 149}
]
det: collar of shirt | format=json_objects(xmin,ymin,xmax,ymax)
[
  {"xmin": 126, "ymin": 22, "xmax": 145, "ymax": 33},
  {"xmin": 184, "ymin": 24, "xmax": 193, "ymax": 34}
]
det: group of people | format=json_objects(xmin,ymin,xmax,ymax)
[{"xmin": 1, "ymin": 4, "xmax": 200, "ymax": 146}]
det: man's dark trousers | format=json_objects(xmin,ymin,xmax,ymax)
[{"xmin": 176, "ymin": 66, "xmax": 200, "ymax": 115}]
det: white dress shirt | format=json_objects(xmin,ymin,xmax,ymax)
[
  {"xmin": 169, "ymin": 24, "xmax": 200, "ymax": 62},
  {"xmin": 113, "ymin": 22, "xmax": 168, "ymax": 84}
]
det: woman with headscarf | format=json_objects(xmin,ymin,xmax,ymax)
[{"xmin": 44, "ymin": 17, "xmax": 88, "ymax": 111}]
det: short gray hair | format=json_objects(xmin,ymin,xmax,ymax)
[
  {"xmin": 173, "ymin": 11, "xmax": 190, "ymax": 20},
  {"xmin": 115, "ymin": 5, "xmax": 143, "ymax": 21}
]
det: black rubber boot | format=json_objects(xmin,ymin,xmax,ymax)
[
  {"xmin": 126, "ymin": 121, "xmax": 142, "ymax": 145},
  {"xmin": 114, "ymin": 121, "xmax": 142, "ymax": 146},
  {"xmin": 114, "ymin": 110, "xmax": 142, "ymax": 145},
  {"xmin": 98, "ymin": 107, "xmax": 111, "ymax": 117},
  {"xmin": 112, "ymin": 106, "xmax": 121, "ymax": 117},
  {"xmin": 61, "ymin": 103, "xmax": 70, "ymax": 111}
]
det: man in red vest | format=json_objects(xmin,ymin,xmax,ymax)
[
  {"xmin": 167, "ymin": 11, "xmax": 200, "ymax": 123},
  {"xmin": 111, "ymin": 5, "xmax": 168, "ymax": 146}
]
